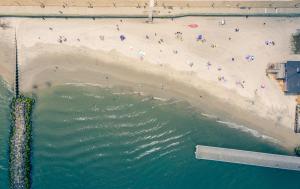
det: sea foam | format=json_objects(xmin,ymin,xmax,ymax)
[{"xmin": 217, "ymin": 120, "xmax": 279, "ymax": 144}]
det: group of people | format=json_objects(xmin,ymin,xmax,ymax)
[{"xmin": 48, "ymin": 18, "xmax": 270, "ymax": 98}]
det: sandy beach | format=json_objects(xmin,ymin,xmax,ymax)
[{"xmin": 0, "ymin": 16, "xmax": 300, "ymax": 149}]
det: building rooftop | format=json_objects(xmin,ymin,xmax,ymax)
[{"xmin": 285, "ymin": 61, "xmax": 300, "ymax": 94}]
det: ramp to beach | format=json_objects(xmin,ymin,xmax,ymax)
[{"xmin": 195, "ymin": 145, "xmax": 300, "ymax": 171}]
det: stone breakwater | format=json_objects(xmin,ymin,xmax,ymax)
[{"xmin": 9, "ymin": 96, "xmax": 34, "ymax": 189}]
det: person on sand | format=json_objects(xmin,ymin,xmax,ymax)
[
  {"xmin": 188, "ymin": 61, "xmax": 194, "ymax": 67},
  {"xmin": 236, "ymin": 81, "xmax": 244, "ymax": 88},
  {"xmin": 207, "ymin": 62, "xmax": 212, "ymax": 69},
  {"xmin": 58, "ymin": 37, "xmax": 63, "ymax": 43},
  {"xmin": 222, "ymin": 76, "xmax": 226, "ymax": 82},
  {"xmin": 175, "ymin": 32, "xmax": 183, "ymax": 41},
  {"xmin": 218, "ymin": 76, "xmax": 226, "ymax": 82}
]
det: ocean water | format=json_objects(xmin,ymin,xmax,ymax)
[
  {"xmin": 1, "ymin": 83, "xmax": 300, "ymax": 189},
  {"xmin": 0, "ymin": 79, "xmax": 12, "ymax": 189}
]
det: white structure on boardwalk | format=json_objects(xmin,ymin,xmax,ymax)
[
  {"xmin": 148, "ymin": 0, "xmax": 154, "ymax": 22},
  {"xmin": 195, "ymin": 145, "xmax": 300, "ymax": 171}
]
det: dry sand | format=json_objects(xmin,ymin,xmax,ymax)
[{"xmin": 0, "ymin": 16, "xmax": 300, "ymax": 150}]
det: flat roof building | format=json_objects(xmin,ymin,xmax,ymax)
[
  {"xmin": 285, "ymin": 61, "xmax": 300, "ymax": 94},
  {"xmin": 267, "ymin": 61, "xmax": 300, "ymax": 133}
]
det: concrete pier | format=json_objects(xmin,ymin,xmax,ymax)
[{"xmin": 195, "ymin": 145, "xmax": 300, "ymax": 171}]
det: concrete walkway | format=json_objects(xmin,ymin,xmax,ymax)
[
  {"xmin": 0, "ymin": 6, "xmax": 299, "ymax": 18},
  {"xmin": 195, "ymin": 145, "xmax": 300, "ymax": 171}
]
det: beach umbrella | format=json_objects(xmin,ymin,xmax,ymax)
[
  {"xmin": 197, "ymin": 34, "xmax": 203, "ymax": 41},
  {"xmin": 138, "ymin": 50, "xmax": 146, "ymax": 59},
  {"xmin": 188, "ymin": 24, "xmax": 198, "ymax": 28},
  {"xmin": 120, "ymin": 35, "xmax": 126, "ymax": 41},
  {"xmin": 138, "ymin": 50, "xmax": 145, "ymax": 56},
  {"xmin": 221, "ymin": 19, "xmax": 226, "ymax": 25}
]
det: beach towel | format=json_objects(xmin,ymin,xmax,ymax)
[{"xmin": 188, "ymin": 24, "xmax": 198, "ymax": 28}]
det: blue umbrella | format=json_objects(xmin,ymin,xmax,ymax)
[
  {"xmin": 120, "ymin": 35, "xmax": 126, "ymax": 41},
  {"xmin": 197, "ymin": 34, "xmax": 203, "ymax": 41}
]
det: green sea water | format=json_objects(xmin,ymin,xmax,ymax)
[
  {"xmin": 1, "ymin": 82, "xmax": 300, "ymax": 189},
  {"xmin": 0, "ymin": 79, "xmax": 11, "ymax": 189}
]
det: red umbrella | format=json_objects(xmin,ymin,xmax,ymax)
[{"xmin": 188, "ymin": 24, "xmax": 198, "ymax": 28}]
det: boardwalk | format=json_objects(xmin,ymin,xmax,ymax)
[
  {"xmin": 10, "ymin": 101, "xmax": 27, "ymax": 189},
  {"xmin": 0, "ymin": 0, "xmax": 299, "ymax": 18},
  {"xmin": 195, "ymin": 145, "xmax": 300, "ymax": 171}
]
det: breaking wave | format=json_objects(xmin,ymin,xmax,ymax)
[{"xmin": 217, "ymin": 120, "xmax": 279, "ymax": 144}]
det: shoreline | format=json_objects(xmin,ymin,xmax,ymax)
[
  {"xmin": 19, "ymin": 45, "xmax": 300, "ymax": 151},
  {"xmin": 0, "ymin": 16, "xmax": 300, "ymax": 151}
]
